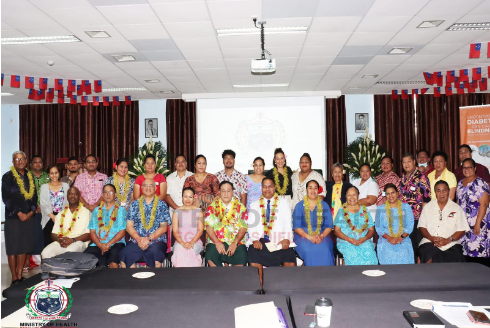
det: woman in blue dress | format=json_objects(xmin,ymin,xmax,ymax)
[
  {"xmin": 246, "ymin": 157, "xmax": 266, "ymax": 210},
  {"xmin": 293, "ymin": 180, "xmax": 334, "ymax": 266},
  {"xmin": 375, "ymin": 183, "xmax": 414, "ymax": 265},
  {"xmin": 334, "ymin": 186, "xmax": 378, "ymax": 265}
]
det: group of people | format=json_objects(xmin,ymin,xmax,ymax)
[{"xmin": 2, "ymin": 144, "xmax": 489, "ymax": 289}]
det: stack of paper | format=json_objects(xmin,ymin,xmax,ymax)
[
  {"xmin": 235, "ymin": 302, "xmax": 285, "ymax": 328},
  {"xmin": 432, "ymin": 302, "xmax": 481, "ymax": 327}
]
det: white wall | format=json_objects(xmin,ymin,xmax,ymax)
[
  {"xmin": 345, "ymin": 94, "xmax": 375, "ymax": 143},
  {"xmin": 1, "ymin": 105, "xmax": 20, "ymax": 222},
  {"xmin": 138, "ymin": 100, "xmax": 167, "ymax": 148}
]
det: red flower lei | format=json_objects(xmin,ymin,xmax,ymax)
[
  {"xmin": 260, "ymin": 193, "xmax": 279, "ymax": 235},
  {"xmin": 342, "ymin": 203, "xmax": 369, "ymax": 234},
  {"xmin": 97, "ymin": 201, "xmax": 119, "ymax": 242},
  {"xmin": 59, "ymin": 203, "xmax": 83, "ymax": 238}
]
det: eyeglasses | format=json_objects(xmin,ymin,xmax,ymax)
[
  {"xmin": 142, "ymin": 184, "xmax": 155, "ymax": 188},
  {"xmin": 103, "ymin": 191, "xmax": 115, "ymax": 195},
  {"xmin": 14, "ymin": 158, "xmax": 27, "ymax": 162},
  {"xmin": 462, "ymin": 166, "xmax": 474, "ymax": 170}
]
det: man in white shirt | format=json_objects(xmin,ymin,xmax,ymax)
[
  {"xmin": 247, "ymin": 177, "xmax": 296, "ymax": 294},
  {"xmin": 418, "ymin": 180, "xmax": 470, "ymax": 263},
  {"xmin": 165, "ymin": 155, "xmax": 193, "ymax": 215}
]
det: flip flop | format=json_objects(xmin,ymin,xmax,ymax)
[{"xmin": 10, "ymin": 279, "xmax": 19, "ymax": 286}]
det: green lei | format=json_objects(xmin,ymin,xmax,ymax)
[{"xmin": 32, "ymin": 171, "xmax": 50, "ymax": 205}]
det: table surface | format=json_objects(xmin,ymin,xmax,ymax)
[
  {"xmin": 290, "ymin": 290, "xmax": 490, "ymax": 328},
  {"xmin": 262, "ymin": 263, "xmax": 490, "ymax": 294},
  {"xmin": 2, "ymin": 266, "xmax": 261, "ymax": 299}
]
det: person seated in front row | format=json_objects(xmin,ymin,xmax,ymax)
[
  {"xmin": 205, "ymin": 181, "xmax": 248, "ymax": 267},
  {"xmin": 84, "ymin": 184, "xmax": 127, "ymax": 268},
  {"xmin": 334, "ymin": 186, "xmax": 378, "ymax": 265},
  {"xmin": 119, "ymin": 178, "xmax": 170, "ymax": 268},
  {"xmin": 248, "ymin": 177, "xmax": 296, "ymax": 293},
  {"xmin": 171, "ymin": 187, "xmax": 204, "ymax": 267},
  {"xmin": 375, "ymin": 183, "xmax": 414, "ymax": 265},
  {"xmin": 41, "ymin": 187, "xmax": 91, "ymax": 259},
  {"xmin": 293, "ymin": 180, "xmax": 334, "ymax": 266},
  {"xmin": 418, "ymin": 180, "xmax": 470, "ymax": 263}
]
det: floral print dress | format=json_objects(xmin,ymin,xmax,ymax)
[{"xmin": 457, "ymin": 177, "xmax": 490, "ymax": 258}]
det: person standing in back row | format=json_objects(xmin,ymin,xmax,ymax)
[{"xmin": 215, "ymin": 150, "xmax": 247, "ymax": 205}]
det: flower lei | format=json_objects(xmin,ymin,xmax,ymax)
[
  {"xmin": 273, "ymin": 167, "xmax": 289, "ymax": 195},
  {"xmin": 331, "ymin": 183, "xmax": 342, "ymax": 216},
  {"xmin": 139, "ymin": 195, "xmax": 159, "ymax": 230},
  {"xmin": 304, "ymin": 196, "xmax": 323, "ymax": 236},
  {"xmin": 386, "ymin": 199, "xmax": 404, "ymax": 238},
  {"xmin": 259, "ymin": 193, "xmax": 279, "ymax": 235},
  {"xmin": 113, "ymin": 173, "xmax": 130, "ymax": 204},
  {"xmin": 342, "ymin": 203, "xmax": 369, "ymax": 234},
  {"xmin": 10, "ymin": 166, "xmax": 35, "ymax": 200},
  {"xmin": 97, "ymin": 201, "xmax": 119, "ymax": 241},
  {"xmin": 214, "ymin": 198, "xmax": 239, "ymax": 226},
  {"xmin": 59, "ymin": 203, "xmax": 83, "ymax": 238}
]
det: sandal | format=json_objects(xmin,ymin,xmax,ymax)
[
  {"xmin": 22, "ymin": 267, "xmax": 29, "ymax": 273},
  {"xmin": 10, "ymin": 279, "xmax": 19, "ymax": 286}
]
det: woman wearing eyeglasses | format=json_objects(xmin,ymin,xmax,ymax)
[
  {"xmin": 84, "ymin": 184, "xmax": 127, "ymax": 268},
  {"xmin": 457, "ymin": 158, "xmax": 490, "ymax": 267}
]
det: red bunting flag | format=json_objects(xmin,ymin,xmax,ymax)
[
  {"xmin": 94, "ymin": 80, "xmax": 102, "ymax": 93},
  {"xmin": 457, "ymin": 83, "xmax": 465, "ymax": 95},
  {"xmin": 68, "ymin": 79, "xmax": 76, "ymax": 92},
  {"xmin": 434, "ymin": 87, "xmax": 441, "ymax": 97},
  {"xmin": 445, "ymin": 86, "xmax": 453, "ymax": 96},
  {"xmin": 46, "ymin": 95, "xmax": 53, "ymax": 103},
  {"xmin": 411, "ymin": 89, "xmax": 419, "ymax": 98},
  {"xmin": 391, "ymin": 90, "xmax": 398, "ymax": 100},
  {"xmin": 468, "ymin": 81, "xmax": 476, "ymax": 93},
  {"xmin": 67, "ymin": 90, "xmax": 73, "ymax": 98},
  {"xmin": 55, "ymin": 79, "xmax": 63, "ymax": 91},
  {"xmin": 1, "ymin": 73, "xmax": 4, "ymax": 86},
  {"xmin": 58, "ymin": 95, "xmax": 65, "ymax": 104},
  {"xmin": 25, "ymin": 76, "xmax": 34, "ymax": 89},
  {"xmin": 71, "ymin": 95, "xmax": 77, "ymax": 104},
  {"xmin": 472, "ymin": 67, "xmax": 482, "ymax": 80},
  {"xmin": 93, "ymin": 96, "xmax": 100, "ymax": 106},
  {"xmin": 39, "ymin": 77, "xmax": 48, "ymax": 90},
  {"xmin": 435, "ymin": 72, "xmax": 443, "ymax": 86},
  {"xmin": 469, "ymin": 43, "xmax": 481, "ymax": 58},
  {"xmin": 421, "ymin": 88, "xmax": 429, "ymax": 95},
  {"xmin": 103, "ymin": 96, "xmax": 110, "ymax": 106},
  {"xmin": 423, "ymin": 72, "xmax": 433, "ymax": 85},
  {"xmin": 113, "ymin": 96, "xmax": 120, "ymax": 106},
  {"xmin": 76, "ymin": 85, "xmax": 83, "ymax": 96},
  {"xmin": 488, "ymin": 42, "xmax": 490, "ymax": 58},
  {"xmin": 83, "ymin": 80, "xmax": 92, "ymax": 95},
  {"xmin": 125, "ymin": 96, "xmax": 131, "ymax": 105},
  {"xmin": 47, "ymin": 88, "xmax": 54, "ymax": 100},
  {"xmin": 38, "ymin": 89, "xmax": 45, "ymax": 100},
  {"xmin": 459, "ymin": 69, "xmax": 469, "ymax": 82},
  {"xmin": 446, "ymin": 70, "xmax": 456, "ymax": 84},
  {"xmin": 28, "ymin": 89, "xmax": 35, "ymax": 100},
  {"xmin": 81, "ymin": 96, "xmax": 88, "ymax": 106},
  {"xmin": 10, "ymin": 75, "xmax": 21, "ymax": 88},
  {"xmin": 480, "ymin": 78, "xmax": 488, "ymax": 91},
  {"xmin": 401, "ymin": 89, "xmax": 408, "ymax": 99}
]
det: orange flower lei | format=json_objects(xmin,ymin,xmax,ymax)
[
  {"xmin": 342, "ymin": 203, "xmax": 369, "ymax": 234},
  {"xmin": 213, "ymin": 198, "xmax": 239, "ymax": 225},
  {"xmin": 59, "ymin": 203, "xmax": 83, "ymax": 238},
  {"xmin": 259, "ymin": 193, "xmax": 279, "ymax": 235},
  {"xmin": 97, "ymin": 201, "xmax": 119, "ymax": 241}
]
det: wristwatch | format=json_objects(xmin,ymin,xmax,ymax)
[
  {"xmin": 450, "ymin": 236, "xmax": 455, "ymax": 242},
  {"xmin": 72, "ymin": 238, "xmax": 76, "ymax": 244}
]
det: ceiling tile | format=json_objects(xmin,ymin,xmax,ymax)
[
  {"xmin": 218, "ymin": 36, "xmax": 258, "ymax": 49},
  {"xmin": 89, "ymin": 0, "xmax": 150, "ymax": 5},
  {"xmin": 366, "ymin": 0, "xmax": 429, "ymax": 16},
  {"xmin": 316, "ymin": 78, "xmax": 350, "ymax": 90},
  {"xmin": 303, "ymin": 32, "xmax": 351, "ymax": 47},
  {"xmin": 180, "ymin": 48, "xmax": 223, "ymax": 60},
  {"xmin": 87, "ymin": 40, "xmax": 138, "ymax": 53},
  {"xmin": 64, "ymin": 54, "xmax": 114, "ymax": 65},
  {"xmin": 115, "ymin": 24, "xmax": 170, "ymax": 40},
  {"xmin": 263, "ymin": 0, "xmax": 319, "ymax": 18},
  {"xmin": 65, "ymin": 25, "xmax": 127, "ymax": 43},
  {"xmin": 2, "ymin": 44, "xmax": 59, "ymax": 57},
  {"xmin": 346, "ymin": 32, "xmax": 397, "ymax": 46},
  {"xmin": 368, "ymin": 55, "xmax": 410, "ymax": 65},
  {"xmin": 417, "ymin": 0, "xmax": 482, "ymax": 17},
  {"xmin": 151, "ymin": 60, "xmax": 190, "ymax": 70},
  {"xmin": 316, "ymin": 0, "xmax": 376, "ymax": 17},
  {"xmin": 22, "ymin": 55, "xmax": 75, "ymax": 66},
  {"xmin": 325, "ymin": 65, "xmax": 363, "ymax": 78},
  {"xmin": 300, "ymin": 46, "xmax": 343, "ymax": 57},
  {"xmin": 207, "ymin": 0, "xmax": 262, "ymax": 21},
  {"xmin": 338, "ymin": 45, "xmax": 383, "ymax": 56},
  {"xmin": 430, "ymin": 30, "xmax": 487, "ymax": 45},
  {"xmin": 46, "ymin": 7, "xmax": 111, "ymax": 27},
  {"xmin": 174, "ymin": 37, "xmax": 220, "ymax": 51},
  {"xmin": 129, "ymin": 39, "xmax": 179, "ymax": 52},
  {"xmin": 355, "ymin": 16, "xmax": 412, "ymax": 33},
  {"xmin": 114, "ymin": 61, "xmax": 156, "ymax": 71},
  {"xmin": 141, "ymin": 51, "xmax": 185, "ymax": 61},
  {"xmin": 291, "ymin": 72, "xmax": 324, "ymax": 79},
  {"xmin": 187, "ymin": 60, "xmax": 226, "ymax": 69},
  {"xmin": 288, "ymin": 79, "xmax": 320, "ymax": 91},
  {"xmin": 308, "ymin": 17, "xmax": 362, "ymax": 33},
  {"xmin": 152, "ymin": 2, "xmax": 210, "ymax": 23},
  {"xmin": 45, "ymin": 42, "xmax": 100, "ymax": 55},
  {"xmin": 297, "ymin": 56, "xmax": 335, "ymax": 66},
  {"xmin": 96, "ymin": 4, "xmax": 161, "ymax": 25},
  {"xmin": 103, "ymin": 78, "xmax": 142, "ymax": 87},
  {"xmin": 332, "ymin": 56, "xmax": 373, "ymax": 65}
]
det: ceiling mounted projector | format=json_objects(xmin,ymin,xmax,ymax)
[{"xmin": 251, "ymin": 18, "xmax": 275, "ymax": 74}]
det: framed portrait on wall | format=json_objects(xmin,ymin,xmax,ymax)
[
  {"xmin": 355, "ymin": 113, "xmax": 368, "ymax": 133},
  {"xmin": 145, "ymin": 118, "xmax": 158, "ymax": 138}
]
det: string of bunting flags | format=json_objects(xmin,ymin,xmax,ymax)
[
  {"xmin": 0, "ymin": 74, "xmax": 132, "ymax": 106},
  {"xmin": 392, "ymin": 66, "xmax": 489, "ymax": 100}
]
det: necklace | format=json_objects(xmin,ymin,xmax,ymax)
[
  {"xmin": 304, "ymin": 196, "xmax": 323, "ymax": 236},
  {"xmin": 273, "ymin": 167, "xmax": 289, "ymax": 195},
  {"xmin": 259, "ymin": 193, "xmax": 279, "ymax": 235},
  {"xmin": 139, "ymin": 196, "xmax": 159, "ymax": 230},
  {"xmin": 97, "ymin": 202, "xmax": 119, "ymax": 241},
  {"xmin": 343, "ymin": 203, "xmax": 369, "ymax": 234},
  {"xmin": 59, "ymin": 203, "xmax": 83, "ymax": 237},
  {"xmin": 331, "ymin": 183, "xmax": 342, "ymax": 216},
  {"xmin": 113, "ymin": 173, "xmax": 130, "ymax": 205},
  {"xmin": 10, "ymin": 167, "xmax": 35, "ymax": 200},
  {"xmin": 214, "ymin": 198, "xmax": 239, "ymax": 225},
  {"xmin": 386, "ymin": 199, "xmax": 404, "ymax": 238}
]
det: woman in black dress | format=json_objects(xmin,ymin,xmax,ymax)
[{"xmin": 2, "ymin": 151, "xmax": 37, "ymax": 285}]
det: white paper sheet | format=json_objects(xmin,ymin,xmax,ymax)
[
  {"xmin": 265, "ymin": 242, "xmax": 297, "ymax": 252},
  {"xmin": 1, "ymin": 307, "xmax": 48, "ymax": 328},
  {"xmin": 432, "ymin": 302, "xmax": 480, "ymax": 327},
  {"xmin": 235, "ymin": 302, "xmax": 281, "ymax": 328},
  {"xmin": 28, "ymin": 277, "xmax": 80, "ymax": 290}
]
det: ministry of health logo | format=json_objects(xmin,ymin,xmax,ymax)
[{"xmin": 25, "ymin": 279, "xmax": 72, "ymax": 320}]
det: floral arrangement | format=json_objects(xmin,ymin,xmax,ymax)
[
  {"xmin": 343, "ymin": 128, "xmax": 387, "ymax": 179},
  {"xmin": 128, "ymin": 137, "xmax": 169, "ymax": 177}
]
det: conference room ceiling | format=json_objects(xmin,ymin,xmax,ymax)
[{"xmin": 1, "ymin": 0, "xmax": 490, "ymax": 104}]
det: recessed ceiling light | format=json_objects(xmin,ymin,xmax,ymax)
[
  {"xmin": 1, "ymin": 93, "xmax": 14, "ymax": 96},
  {"xmin": 111, "ymin": 54, "xmax": 136, "ymax": 62},
  {"xmin": 233, "ymin": 83, "xmax": 289, "ymax": 88},
  {"xmin": 375, "ymin": 81, "xmax": 425, "ymax": 85},
  {"xmin": 85, "ymin": 31, "xmax": 111, "ymax": 38},
  {"xmin": 217, "ymin": 26, "xmax": 308, "ymax": 36},
  {"xmin": 1, "ymin": 35, "xmax": 81, "ymax": 45},
  {"xmin": 417, "ymin": 20, "xmax": 445, "ymax": 28},
  {"xmin": 159, "ymin": 90, "xmax": 174, "ymax": 94},
  {"xmin": 447, "ymin": 22, "xmax": 490, "ymax": 31},
  {"xmin": 102, "ymin": 87, "xmax": 147, "ymax": 92},
  {"xmin": 388, "ymin": 47, "xmax": 412, "ymax": 54},
  {"xmin": 145, "ymin": 79, "xmax": 161, "ymax": 83},
  {"xmin": 362, "ymin": 74, "xmax": 379, "ymax": 78}
]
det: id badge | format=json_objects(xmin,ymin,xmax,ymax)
[{"xmin": 410, "ymin": 186, "xmax": 416, "ymax": 191}]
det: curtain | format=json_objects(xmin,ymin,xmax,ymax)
[
  {"xmin": 19, "ymin": 102, "xmax": 139, "ymax": 175},
  {"xmin": 374, "ymin": 95, "xmax": 416, "ymax": 176},
  {"xmin": 325, "ymin": 96, "xmax": 348, "ymax": 180},
  {"xmin": 417, "ymin": 93, "xmax": 490, "ymax": 171},
  {"xmin": 166, "ymin": 99, "xmax": 197, "ymax": 172}
]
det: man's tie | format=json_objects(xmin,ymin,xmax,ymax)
[{"xmin": 264, "ymin": 200, "xmax": 271, "ymax": 242}]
